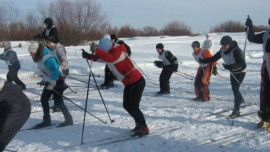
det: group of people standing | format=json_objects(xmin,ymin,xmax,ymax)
[{"xmin": 0, "ymin": 16, "xmax": 270, "ymax": 151}]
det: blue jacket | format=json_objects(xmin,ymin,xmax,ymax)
[{"xmin": 39, "ymin": 47, "xmax": 61, "ymax": 83}]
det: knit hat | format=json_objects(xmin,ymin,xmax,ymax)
[
  {"xmin": 191, "ymin": 41, "xmax": 200, "ymax": 48},
  {"xmin": 2, "ymin": 41, "xmax": 11, "ymax": 48},
  {"xmin": 0, "ymin": 77, "xmax": 5, "ymax": 91},
  {"xmin": 98, "ymin": 34, "xmax": 112, "ymax": 51},
  {"xmin": 156, "ymin": 43, "xmax": 164, "ymax": 49},
  {"xmin": 220, "ymin": 36, "xmax": 233, "ymax": 46},
  {"xmin": 45, "ymin": 36, "xmax": 59, "ymax": 43},
  {"xmin": 110, "ymin": 34, "xmax": 117, "ymax": 40},
  {"xmin": 44, "ymin": 17, "xmax": 53, "ymax": 28},
  {"xmin": 28, "ymin": 42, "xmax": 40, "ymax": 53}
]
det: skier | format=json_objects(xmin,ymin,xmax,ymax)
[
  {"xmin": 82, "ymin": 34, "xmax": 149, "ymax": 137},
  {"xmin": 202, "ymin": 33, "xmax": 214, "ymax": 54},
  {"xmin": 45, "ymin": 36, "xmax": 69, "ymax": 112},
  {"xmin": 154, "ymin": 43, "xmax": 178, "ymax": 95},
  {"xmin": 28, "ymin": 42, "xmax": 73, "ymax": 129},
  {"xmin": 192, "ymin": 41, "xmax": 217, "ymax": 101},
  {"xmin": 199, "ymin": 36, "xmax": 247, "ymax": 117},
  {"xmin": 0, "ymin": 41, "xmax": 26, "ymax": 90},
  {"xmin": 0, "ymin": 78, "xmax": 31, "ymax": 151},
  {"xmin": 246, "ymin": 17, "xmax": 270, "ymax": 131},
  {"xmin": 34, "ymin": 17, "xmax": 59, "ymax": 40}
]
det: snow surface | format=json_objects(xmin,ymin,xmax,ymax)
[{"xmin": 1, "ymin": 33, "xmax": 269, "ymax": 152}]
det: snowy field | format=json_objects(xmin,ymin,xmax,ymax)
[{"xmin": 1, "ymin": 33, "xmax": 269, "ymax": 152}]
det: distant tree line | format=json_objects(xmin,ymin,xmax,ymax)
[{"xmin": 0, "ymin": 0, "xmax": 268, "ymax": 45}]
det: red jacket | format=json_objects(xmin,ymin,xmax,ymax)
[{"xmin": 88, "ymin": 44, "xmax": 142, "ymax": 86}]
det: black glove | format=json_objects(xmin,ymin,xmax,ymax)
[
  {"xmin": 154, "ymin": 61, "xmax": 164, "ymax": 68},
  {"xmin": 82, "ymin": 50, "xmax": 90, "ymax": 58},
  {"xmin": 245, "ymin": 17, "xmax": 253, "ymax": 28},
  {"xmin": 90, "ymin": 42, "xmax": 97, "ymax": 54},
  {"xmin": 222, "ymin": 63, "xmax": 232, "ymax": 70},
  {"xmin": 199, "ymin": 58, "xmax": 204, "ymax": 63},
  {"xmin": 212, "ymin": 66, "xmax": 218, "ymax": 75}
]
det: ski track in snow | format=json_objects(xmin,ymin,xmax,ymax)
[{"xmin": 2, "ymin": 33, "xmax": 269, "ymax": 152}]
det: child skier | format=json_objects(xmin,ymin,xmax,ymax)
[
  {"xmin": 246, "ymin": 17, "xmax": 270, "ymax": 131},
  {"xmin": 192, "ymin": 41, "xmax": 217, "ymax": 101},
  {"xmin": 0, "ymin": 41, "xmax": 26, "ymax": 90},
  {"xmin": 199, "ymin": 36, "xmax": 247, "ymax": 118},
  {"xmin": 154, "ymin": 43, "xmax": 178, "ymax": 95},
  {"xmin": 82, "ymin": 34, "xmax": 149, "ymax": 137},
  {"xmin": 28, "ymin": 42, "xmax": 73, "ymax": 129}
]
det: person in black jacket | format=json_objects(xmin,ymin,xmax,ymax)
[
  {"xmin": 0, "ymin": 41, "xmax": 26, "ymax": 90},
  {"xmin": 246, "ymin": 17, "xmax": 270, "ymax": 130},
  {"xmin": 199, "ymin": 36, "xmax": 247, "ymax": 117},
  {"xmin": 34, "ymin": 17, "xmax": 59, "ymax": 41},
  {"xmin": 99, "ymin": 34, "xmax": 132, "ymax": 89},
  {"xmin": 0, "ymin": 78, "xmax": 31, "ymax": 151},
  {"xmin": 154, "ymin": 43, "xmax": 178, "ymax": 95}
]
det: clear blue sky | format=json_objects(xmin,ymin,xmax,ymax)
[{"xmin": 1, "ymin": 0, "xmax": 269, "ymax": 34}]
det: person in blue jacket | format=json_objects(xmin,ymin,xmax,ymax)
[
  {"xmin": 0, "ymin": 41, "xmax": 26, "ymax": 90},
  {"xmin": 28, "ymin": 42, "xmax": 73, "ymax": 129}
]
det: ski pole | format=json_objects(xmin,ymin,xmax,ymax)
[
  {"xmin": 176, "ymin": 71, "xmax": 195, "ymax": 78},
  {"xmin": 85, "ymin": 58, "xmax": 115, "ymax": 123},
  {"xmin": 174, "ymin": 72, "xmax": 193, "ymax": 81},
  {"xmin": 126, "ymin": 55, "xmax": 152, "ymax": 80},
  {"xmin": 216, "ymin": 73, "xmax": 229, "ymax": 81},
  {"xmin": 52, "ymin": 89, "xmax": 107, "ymax": 124},
  {"xmin": 81, "ymin": 63, "xmax": 92, "ymax": 145}
]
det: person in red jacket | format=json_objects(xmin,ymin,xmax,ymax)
[
  {"xmin": 192, "ymin": 41, "xmax": 217, "ymax": 101},
  {"xmin": 82, "ymin": 34, "xmax": 149, "ymax": 137}
]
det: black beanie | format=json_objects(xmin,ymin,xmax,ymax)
[
  {"xmin": 192, "ymin": 41, "xmax": 200, "ymax": 47},
  {"xmin": 46, "ymin": 36, "xmax": 59, "ymax": 44},
  {"xmin": 220, "ymin": 36, "xmax": 233, "ymax": 45},
  {"xmin": 44, "ymin": 18, "xmax": 53, "ymax": 28},
  {"xmin": 156, "ymin": 43, "xmax": 164, "ymax": 49},
  {"xmin": 110, "ymin": 34, "xmax": 117, "ymax": 40}
]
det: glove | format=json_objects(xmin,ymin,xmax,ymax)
[
  {"xmin": 212, "ymin": 66, "xmax": 218, "ymax": 75},
  {"xmin": 198, "ymin": 58, "xmax": 204, "ymax": 63},
  {"xmin": 90, "ymin": 42, "xmax": 97, "ymax": 54},
  {"xmin": 46, "ymin": 84, "xmax": 54, "ymax": 90},
  {"xmin": 222, "ymin": 63, "xmax": 232, "ymax": 70},
  {"xmin": 82, "ymin": 50, "xmax": 90, "ymax": 58},
  {"xmin": 154, "ymin": 61, "xmax": 164, "ymax": 68},
  {"xmin": 245, "ymin": 17, "xmax": 253, "ymax": 28}
]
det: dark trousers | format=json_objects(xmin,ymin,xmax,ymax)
[
  {"xmin": 40, "ymin": 79, "xmax": 72, "ymax": 122},
  {"xmin": 159, "ymin": 67, "xmax": 173, "ymax": 92},
  {"xmin": 0, "ymin": 90, "xmax": 30, "ymax": 151},
  {"xmin": 230, "ymin": 72, "xmax": 246, "ymax": 110},
  {"xmin": 123, "ymin": 77, "xmax": 147, "ymax": 127},
  {"xmin": 103, "ymin": 65, "xmax": 115, "ymax": 86},
  {"xmin": 6, "ymin": 70, "xmax": 26, "ymax": 89},
  {"xmin": 260, "ymin": 61, "xmax": 270, "ymax": 121}
]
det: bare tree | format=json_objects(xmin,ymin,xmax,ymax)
[
  {"xmin": 161, "ymin": 21, "xmax": 192, "ymax": 36},
  {"xmin": 210, "ymin": 20, "xmax": 245, "ymax": 33},
  {"xmin": 141, "ymin": 26, "xmax": 160, "ymax": 36}
]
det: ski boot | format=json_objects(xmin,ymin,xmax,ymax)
[
  {"xmin": 192, "ymin": 97, "xmax": 201, "ymax": 101},
  {"xmin": 33, "ymin": 120, "xmax": 51, "ymax": 129},
  {"xmin": 131, "ymin": 122, "xmax": 139, "ymax": 132},
  {"xmin": 256, "ymin": 121, "xmax": 269, "ymax": 128},
  {"xmin": 229, "ymin": 110, "xmax": 240, "ymax": 118},
  {"xmin": 265, "ymin": 123, "xmax": 270, "ymax": 132},
  {"xmin": 58, "ymin": 120, "xmax": 73, "ymax": 128},
  {"xmin": 133, "ymin": 125, "xmax": 149, "ymax": 137}
]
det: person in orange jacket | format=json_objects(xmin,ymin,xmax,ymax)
[
  {"xmin": 192, "ymin": 41, "xmax": 217, "ymax": 101},
  {"xmin": 82, "ymin": 34, "xmax": 149, "ymax": 137}
]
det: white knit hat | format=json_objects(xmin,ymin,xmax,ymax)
[
  {"xmin": 0, "ymin": 77, "xmax": 5, "ymax": 91},
  {"xmin": 28, "ymin": 42, "xmax": 40, "ymax": 53}
]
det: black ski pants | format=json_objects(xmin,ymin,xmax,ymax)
[
  {"xmin": 6, "ymin": 70, "xmax": 26, "ymax": 90},
  {"xmin": 123, "ymin": 77, "xmax": 147, "ymax": 127},
  {"xmin": 159, "ymin": 66, "xmax": 173, "ymax": 92},
  {"xmin": 230, "ymin": 72, "xmax": 246, "ymax": 110},
  {"xmin": 103, "ymin": 65, "xmax": 115, "ymax": 86},
  {"xmin": 40, "ymin": 79, "xmax": 72, "ymax": 122}
]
